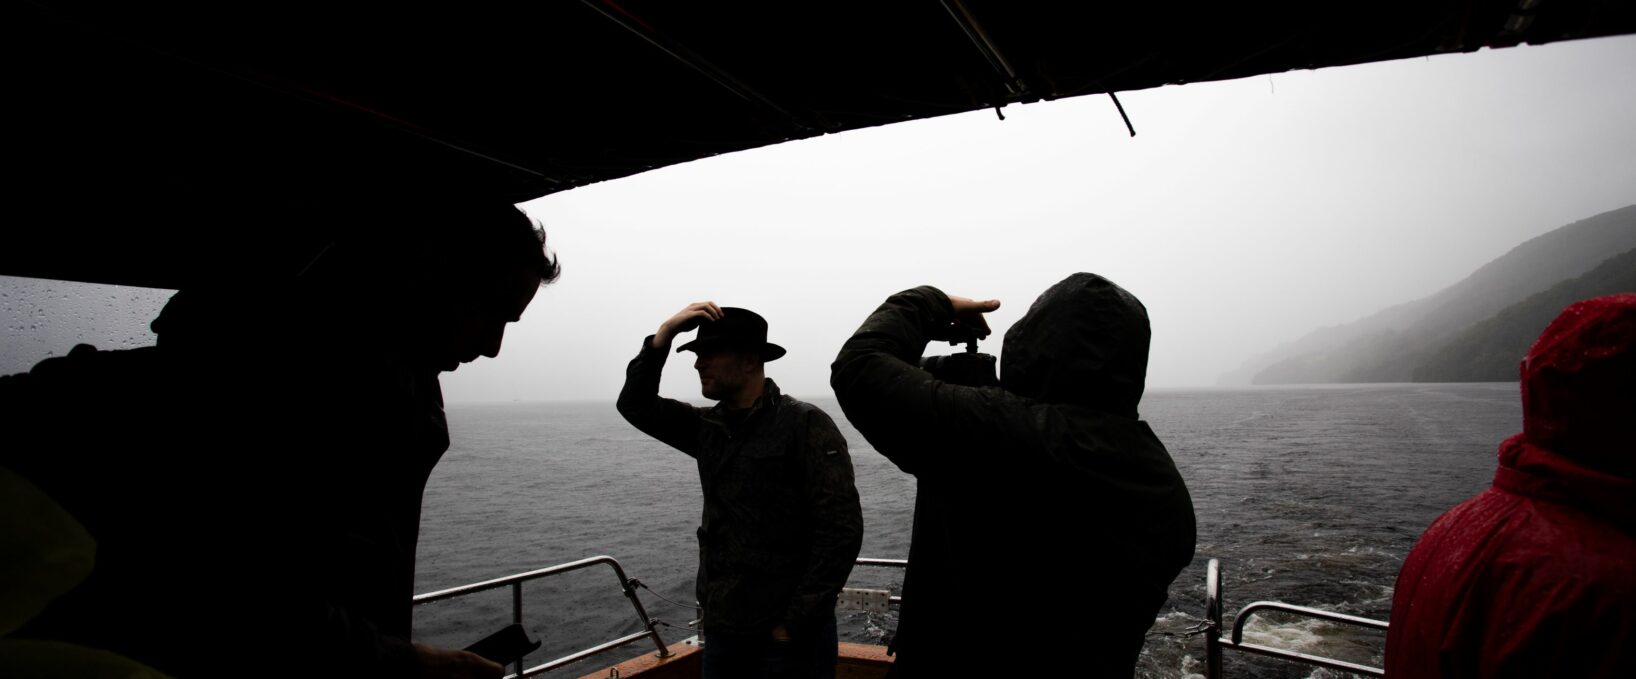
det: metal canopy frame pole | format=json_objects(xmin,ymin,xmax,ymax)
[
  {"xmin": 938, "ymin": 0, "xmax": 1029, "ymax": 98},
  {"xmin": 579, "ymin": 0, "xmax": 811, "ymax": 131}
]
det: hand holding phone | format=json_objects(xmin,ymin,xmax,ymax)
[{"xmin": 463, "ymin": 623, "xmax": 541, "ymax": 667}]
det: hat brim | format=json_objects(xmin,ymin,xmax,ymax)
[{"xmin": 676, "ymin": 337, "xmax": 785, "ymax": 362}]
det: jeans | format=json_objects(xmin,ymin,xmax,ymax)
[{"xmin": 701, "ymin": 614, "xmax": 839, "ymax": 679}]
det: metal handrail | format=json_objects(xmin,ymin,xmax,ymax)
[
  {"xmin": 413, "ymin": 555, "xmax": 906, "ymax": 677},
  {"xmin": 1231, "ymin": 602, "xmax": 1389, "ymax": 643},
  {"xmin": 413, "ymin": 555, "xmax": 670, "ymax": 678},
  {"xmin": 1203, "ymin": 558, "xmax": 1388, "ymax": 678}
]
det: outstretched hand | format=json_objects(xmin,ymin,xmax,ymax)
[
  {"xmin": 653, "ymin": 301, "xmax": 724, "ymax": 349},
  {"xmin": 412, "ymin": 643, "xmax": 504, "ymax": 679},
  {"xmin": 940, "ymin": 294, "xmax": 1001, "ymax": 340}
]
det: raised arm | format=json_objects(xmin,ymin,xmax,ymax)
[
  {"xmin": 615, "ymin": 302, "xmax": 722, "ymax": 457},
  {"xmin": 831, "ymin": 286, "xmax": 1177, "ymax": 486},
  {"xmin": 829, "ymin": 286, "xmax": 1048, "ymax": 474}
]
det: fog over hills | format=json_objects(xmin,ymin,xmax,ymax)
[
  {"xmin": 1411, "ymin": 248, "xmax": 1636, "ymax": 382},
  {"xmin": 1222, "ymin": 204, "xmax": 1636, "ymax": 385}
]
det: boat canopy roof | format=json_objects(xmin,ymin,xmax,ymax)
[{"xmin": 12, "ymin": 0, "xmax": 1635, "ymax": 289}]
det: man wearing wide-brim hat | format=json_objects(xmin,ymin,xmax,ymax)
[{"xmin": 617, "ymin": 302, "xmax": 863, "ymax": 679}]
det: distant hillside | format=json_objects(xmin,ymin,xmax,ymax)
[
  {"xmin": 1224, "ymin": 204, "xmax": 1636, "ymax": 385},
  {"xmin": 1411, "ymin": 248, "xmax": 1636, "ymax": 382}
]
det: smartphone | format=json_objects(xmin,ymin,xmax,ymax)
[{"xmin": 463, "ymin": 623, "xmax": 541, "ymax": 666}]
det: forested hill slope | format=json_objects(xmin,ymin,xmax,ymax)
[{"xmin": 1225, "ymin": 204, "xmax": 1636, "ymax": 385}]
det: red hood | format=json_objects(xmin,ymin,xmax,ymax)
[
  {"xmin": 1495, "ymin": 434, "xmax": 1635, "ymax": 531},
  {"xmin": 1518, "ymin": 293, "xmax": 1636, "ymax": 478}
]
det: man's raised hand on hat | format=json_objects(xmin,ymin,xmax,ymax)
[{"xmin": 654, "ymin": 301, "xmax": 724, "ymax": 349}]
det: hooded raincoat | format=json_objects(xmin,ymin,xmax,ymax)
[
  {"xmin": 830, "ymin": 276, "xmax": 1196, "ymax": 677},
  {"xmin": 1386, "ymin": 293, "xmax": 1636, "ymax": 678}
]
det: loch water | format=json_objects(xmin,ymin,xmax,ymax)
[{"xmin": 413, "ymin": 383, "xmax": 1517, "ymax": 678}]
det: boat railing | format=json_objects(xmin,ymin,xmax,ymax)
[
  {"xmin": 413, "ymin": 556, "xmax": 907, "ymax": 677},
  {"xmin": 1203, "ymin": 558, "xmax": 1388, "ymax": 678},
  {"xmin": 412, "ymin": 555, "xmax": 671, "ymax": 678}
]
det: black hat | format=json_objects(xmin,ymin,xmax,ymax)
[{"xmin": 676, "ymin": 307, "xmax": 786, "ymax": 361}]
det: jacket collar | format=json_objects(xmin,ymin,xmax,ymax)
[
  {"xmin": 1493, "ymin": 433, "xmax": 1635, "ymax": 530},
  {"xmin": 707, "ymin": 378, "xmax": 782, "ymax": 422}
]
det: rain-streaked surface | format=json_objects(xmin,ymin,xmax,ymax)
[
  {"xmin": 416, "ymin": 384, "xmax": 1515, "ymax": 677},
  {"xmin": 0, "ymin": 275, "xmax": 171, "ymax": 374}
]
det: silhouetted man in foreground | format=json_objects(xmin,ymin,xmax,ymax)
[
  {"xmin": 1386, "ymin": 294, "xmax": 1634, "ymax": 677},
  {"xmin": 1, "ymin": 200, "xmax": 558, "ymax": 678},
  {"xmin": 618, "ymin": 303, "xmax": 863, "ymax": 679},
  {"xmin": 830, "ymin": 274, "xmax": 1196, "ymax": 677}
]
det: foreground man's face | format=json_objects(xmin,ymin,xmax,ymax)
[
  {"xmin": 436, "ymin": 265, "xmax": 542, "ymax": 373},
  {"xmin": 694, "ymin": 349, "xmax": 753, "ymax": 401}
]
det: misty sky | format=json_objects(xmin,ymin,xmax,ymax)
[{"xmin": 4, "ymin": 35, "xmax": 1634, "ymax": 403}]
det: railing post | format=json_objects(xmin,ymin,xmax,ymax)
[
  {"xmin": 512, "ymin": 582, "xmax": 525, "ymax": 676},
  {"xmin": 631, "ymin": 582, "xmax": 672, "ymax": 658},
  {"xmin": 1205, "ymin": 559, "xmax": 1223, "ymax": 679},
  {"xmin": 609, "ymin": 566, "xmax": 671, "ymax": 659}
]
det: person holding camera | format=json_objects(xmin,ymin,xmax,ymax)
[
  {"xmin": 830, "ymin": 274, "xmax": 1196, "ymax": 677},
  {"xmin": 618, "ymin": 303, "xmax": 864, "ymax": 679}
]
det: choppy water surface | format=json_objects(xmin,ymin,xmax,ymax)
[{"xmin": 415, "ymin": 384, "xmax": 1516, "ymax": 677}]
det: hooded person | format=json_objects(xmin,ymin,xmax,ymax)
[
  {"xmin": 830, "ymin": 274, "xmax": 1197, "ymax": 677},
  {"xmin": 1385, "ymin": 294, "xmax": 1635, "ymax": 678}
]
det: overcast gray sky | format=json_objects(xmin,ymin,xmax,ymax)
[
  {"xmin": 434, "ymin": 35, "xmax": 1636, "ymax": 403},
  {"xmin": 4, "ymin": 35, "xmax": 1633, "ymax": 402}
]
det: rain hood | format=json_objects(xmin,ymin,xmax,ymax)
[{"xmin": 1001, "ymin": 272, "xmax": 1151, "ymax": 418}]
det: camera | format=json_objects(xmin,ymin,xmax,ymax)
[{"xmin": 919, "ymin": 324, "xmax": 998, "ymax": 387}]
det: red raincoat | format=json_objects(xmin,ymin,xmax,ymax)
[{"xmin": 1386, "ymin": 294, "xmax": 1636, "ymax": 677}]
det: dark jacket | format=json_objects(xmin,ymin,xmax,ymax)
[
  {"xmin": 830, "ymin": 278, "xmax": 1196, "ymax": 677},
  {"xmin": 1, "ymin": 289, "xmax": 445, "ymax": 677},
  {"xmin": 1386, "ymin": 294, "xmax": 1635, "ymax": 678},
  {"xmin": 617, "ymin": 337, "xmax": 864, "ymax": 636}
]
